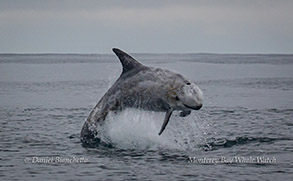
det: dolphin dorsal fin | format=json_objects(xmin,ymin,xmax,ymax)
[{"xmin": 112, "ymin": 48, "xmax": 143, "ymax": 74}]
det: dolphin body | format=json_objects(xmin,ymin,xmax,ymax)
[{"xmin": 81, "ymin": 48, "xmax": 203, "ymax": 143}]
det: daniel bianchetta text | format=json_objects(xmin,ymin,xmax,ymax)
[
  {"xmin": 188, "ymin": 156, "xmax": 277, "ymax": 164},
  {"xmin": 24, "ymin": 156, "xmax": 88, "ymax": 164}
]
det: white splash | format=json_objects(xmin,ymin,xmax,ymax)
[{"xmin": 97, "ymin": 108, "xmax": 209, "ymax": 151}]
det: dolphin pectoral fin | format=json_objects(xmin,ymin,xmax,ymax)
[
  {"xmin": 158, "ymin": 109, "xmax": 173, "ymax": 135},
  {"xmin": 179, "ymin": 110, "xmax": 191, "ymax": 117}
]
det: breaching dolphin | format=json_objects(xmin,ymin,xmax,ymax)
[{"xmin": 81, "ymin": 48, "xmax": 203, "ymax": 143}]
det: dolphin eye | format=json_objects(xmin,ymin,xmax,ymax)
[
  {"xmin": 175, "ymin": 96, "xmax": 180, "ymax": 101},
  {"xmin": 186, "ymin": 82, "xmax": 191, "ymax": 85}
]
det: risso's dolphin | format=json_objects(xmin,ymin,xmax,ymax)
[{"xmin": 81, "ymin": 48, "xmax": 203, "ymax": 143}]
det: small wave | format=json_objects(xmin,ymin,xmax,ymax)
[
  {"xmin": 201, "ymin": 136, "xmax": 293, "ymax": 151},
  {"xmin": 198, "ymin": 77, "xmax": 293, "ymax": 90}
]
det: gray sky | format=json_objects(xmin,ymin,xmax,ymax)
[{"xmin": 0, "ymin": 0, "xmax": 292, "ymax": 53}]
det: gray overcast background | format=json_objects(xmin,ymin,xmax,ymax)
[{"xmin": 0, "ymin": 0, "xmax": 292, "ymax": 54}]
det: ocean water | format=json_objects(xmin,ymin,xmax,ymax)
[{"xmin": 0, "ymin": 53, "xmax": 293, "ymax": 180}]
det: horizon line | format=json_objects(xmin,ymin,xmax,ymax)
[{"xmin": 0, "ymin": 52, "xmax": 292, "ymax": 55}]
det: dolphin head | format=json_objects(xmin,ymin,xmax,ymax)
[
  {"xmin": 166, "ymin": 75, "xmax": 203, "ymax": 111},
  {"xmin": 180, "ymin": 82, "xmax": 203, "ymax": 110}
]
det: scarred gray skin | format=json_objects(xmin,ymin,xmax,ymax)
[{"xmin": 81, "ymin": 48, "xmax": 203, "ymax": 143}]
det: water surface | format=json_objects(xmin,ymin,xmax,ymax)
[{"xmin": 1, "ymin": 54, "xmax": 293, "ymax": 180}]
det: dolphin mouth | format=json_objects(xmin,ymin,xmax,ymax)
[{"xmin": 183, "ymin": 103, "xmax": 202, "ymax": 110}]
